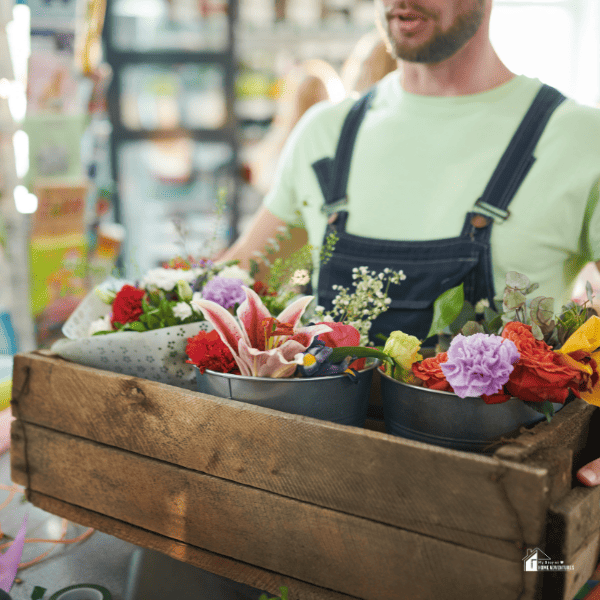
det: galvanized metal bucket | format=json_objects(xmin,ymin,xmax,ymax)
[
  {"xmin": 379, "ymin": 371, "xmax": 564, "ymax": 453},
  {"xmin": 195, "ymin": 360, "xmax": 379, "ymax": 427}
]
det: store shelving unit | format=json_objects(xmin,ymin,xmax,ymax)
[{"xmin": 102, "ymin": 0, "xmax": 240, "ymax": 276}]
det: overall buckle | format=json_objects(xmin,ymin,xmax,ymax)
[
  {"xmin": 320, "ymin": 197, "xmax": 348, "ymax": 216},
  {"xmin": 473, "ymin": 198, "xmax": 511, "ymax": 222}
]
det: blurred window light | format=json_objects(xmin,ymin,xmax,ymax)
[
  {"xmin": 13, "ymin": 130, "xmax": 29, "ymax": 179},
  {"xmin": 0, "ymin": 79, "xmax": 10, "ymax": 100},
  {"xmin": 13, "ymin": 186, "xmax": 37, "ymax": 214},
  {"xmin": 492, "ymin": 0, "xmax": 600, "ymax": 106}
]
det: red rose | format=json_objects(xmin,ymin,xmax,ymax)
[
  {"xmin": 316, "ymin": 322, "xmax": 360, "ymax": 348},
  {"xmin": 501, "ymin": 322, "xmax": 581, "ymax": 403},
  {"xmin": 412, "ymin": 352, "xmax": 454, "ymax": 392},
  {"xmin": 186, "ymin": 330, "xmax": 240, "ymax": 375},
  {"xmin": 252, "ymin": 281, "xmax": 276, "ymax": 296},
  {"xmin": 111, "ymin": 285, "xmax": 145, "ymax": 327},
  {"xmin": 315, "ymin": 322, "xmax": 365, "ymax": 370}
]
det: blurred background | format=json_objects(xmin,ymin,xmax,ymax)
[{"xmin": 0, "ymin": 0, "xmax": 599, "ymax": 367}]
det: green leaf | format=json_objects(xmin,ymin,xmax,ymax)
[
  {"xmin": 531, "ymin": 322, "xmax": 544, "ymax": 340},
  {"xmin": 485, "ymin": 313, "xmax": 503, "ymax": 334},
  {"xmin": 426, "ymin": 284, "xmax": 465, "ymax": 339},
  {"xmin": 127, "ymin": 321, "xmax": 147, "ymax": 332},
  {"xmin": 448, "ymin": 301, "xmax": 476, "ymax": 335},
  {"xmin": 525, "ymin": 282, "xmax": 540, "ymax": 295},
  {"xmin": 147, "ymin": 314, "xmax": 161, "ymax": 329},
  {"xmin": 504, "ymin": 290, "xmax": 526, "ymax": 310},
  {"xmin": 524, "ymin": 400, "xmax": 555, "ymax": 423},
  {"xmin": 328, "ymin": 346, "xmax": 392, "ymax": 366},
  {"xmin": 586, "ymin": 280, "xmax": 595, "ymax": 305},
  {"xmin": 505, "ymin": 271, "xmax": 530, "ymax": 290},
  {"xmin": 540, "ymin": 401, "xmax": 555, "ymax": 423},
  {"xmin": 461, "ymin": 321, "xmax": 484, "ymax": 336}
]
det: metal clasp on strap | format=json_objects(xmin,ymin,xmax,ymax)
[
  {"xmin": 473, "ymin": 198, "xmax": 511, "ymax": 223},
  {"xmin": 320, "ymin": 197, "xmax": 348, "ymax": 216}
]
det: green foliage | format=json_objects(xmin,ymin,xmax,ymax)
[
  {"xmin": 426, "ymin": 284, "xmax": 465, "ymax": 339},
  {"xmin": 524, "ymin": 400, "xmax": 555, "ymax": 423}
]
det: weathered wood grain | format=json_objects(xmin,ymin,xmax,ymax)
[
  {"xmin": 494, "ymin": 399, "xmax": 597, "ymax": 465},
  {"xmin": 547, "ymin": 485, "xmax": 600, "ymax": 560},
  {"xmin": 561, "ymin": 532, "xmax": 600, "ymax": 600},
  {"xmin": 26, "ymin": 491, "xmax": 359, "ymax": 600},
  {"xmin": 10, "ymin": 352, "xmax": 558, "ymax": 561},
  {"xmin": 12, "ymin": 422, "xmax": 540, "ymax": 600}
]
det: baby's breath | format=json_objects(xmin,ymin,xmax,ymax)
[{"xmin": 313, "ymin": 267, "xmax": 405, "ymax": 345}]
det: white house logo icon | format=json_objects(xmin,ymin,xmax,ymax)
[{"xmin": 524, "ymin": 548, "xmax": 551, "ymax": 571}]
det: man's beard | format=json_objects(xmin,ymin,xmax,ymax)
[{"xmin": 377, "ymin": 1, "xmax": 486, "ymax": 63}]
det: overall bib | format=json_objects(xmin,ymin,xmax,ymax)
[{"xmin": 313, "ymin": 83, "xmax": 566, "ymax": 342}]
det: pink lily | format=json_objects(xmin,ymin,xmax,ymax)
[{"xmin": 193, "ymin": 287, "xmax": 332, "ymax": 378}]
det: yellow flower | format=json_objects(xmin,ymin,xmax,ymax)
[
  {"xmin": 383, "ymin": 331, "xmax": 423, "ymax": 382},
  {"xmin": 557, "ymin": 315, "xmax": 600, "ymax": 407}
]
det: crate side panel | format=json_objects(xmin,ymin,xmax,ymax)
[
  {"xmin": 9, "ymin": 353, "xmax": 555, "ymax": 560},
  {"xmin": 27, "ymin": 491, "xmax": 359, "ymax": 600},
  {"xmin": 14, "ymin": 423, "xmax": 538, "ymax": 600}
]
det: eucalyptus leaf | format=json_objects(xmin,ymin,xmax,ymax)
[
  {"xmin": 461, "ymin": 321, "xmax": 485, "ymax": 336},
  {"xmin": 504, "ymin": 290, "xmax": 526, "ymax": 310},
  {"xmin": 505, "ymin": 271, "xmax": 530, "ymax": 290},
  {"xmin": 426, "ymin": 283, "xmax": 465, "ymax": 339},
  {"xmin": 531, "ymin": 322, "xmax": 544, "ymax": 340},
  {"xmin": 586, "ymin": 280, "xmax": 595, "ymax": 305},
  {"xmin": 525, "ymin": 282, "xmax": 540, "ymax": 295}
]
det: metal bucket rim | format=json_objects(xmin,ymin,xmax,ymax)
[
  {"xmin": 195, "ymin": 358, "xmax": 380, "ymax": 383},
  {"xmin": 379, "ymin": 369, "xmax": 565, "ymax": 409}
]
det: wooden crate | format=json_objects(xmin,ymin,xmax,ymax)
[{"xmin": 9, "ymin": 351, "xmax": 600, "ymax": 600}]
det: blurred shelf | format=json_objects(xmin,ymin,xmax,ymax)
[
  {"xmin": 106, "ymin": 49, "xmax": 231, "ymax": 64},
  {"xmin": 112, "ymin": 125, "xmax": 237, "ymax": 143}
]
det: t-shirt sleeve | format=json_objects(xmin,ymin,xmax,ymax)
[
  {"xmin": 587, "ymin": 176, "xmax": 600, "ymax": 261},
  {"xmin": 262, "ymin": 131, "xmax": 303, "ymax": 224},
  {"xmin": 262, "ymin": 100, "xmax": 335, "ymax": 225}
]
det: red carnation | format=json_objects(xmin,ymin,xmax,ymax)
[
  {"xmin": 111, "ymin": 285, "xmax": 145, "ymax": 327},
  {"xmin": 186, "ymin": 330, "xmax": 240, "ymax": 375},
  {"xmin": 411, "ymin": 352, "xmax": 454, "ymax": 392}
]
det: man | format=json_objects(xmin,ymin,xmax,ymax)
[{"xmin": 223, "ymin": 0, "xmax": 600, "ymax": 483}]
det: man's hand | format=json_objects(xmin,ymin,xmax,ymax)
[{"xmin": 577, "ymin": 458, "xmax": 600, "ymax": 486}]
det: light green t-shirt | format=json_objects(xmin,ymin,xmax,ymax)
[{"xmin": 264, "ymin": 71, "xmax": 600, "ymax": 305}]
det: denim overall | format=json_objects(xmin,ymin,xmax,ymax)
[{"xmin": 313, "ymin": 83, "xmax": 566, "ymax": 342}]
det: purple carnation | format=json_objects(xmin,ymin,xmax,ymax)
[
  {"xmin": 201, "ymin": 277, "xmax": 245, "ymax": 310},
  {"xmin": 440, "ymin": 333, "xmax": 520, "ymax": 398}
]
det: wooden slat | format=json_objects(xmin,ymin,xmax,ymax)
[
  {"xmin": 10, "ymin": 352, "xmax": 555, "ymax": 561},
  {"xmin": 547, "ymin": 485, "xmax": 600, "ymax": 560},
  {"xmin": 494, "ymin": 399, "xmax": 597, "ymax": 464},
  {"xmin": 11, "ymin": 422, "xmax": 540, "ymax": 600},
  {"xmin": 562, "ymin": 532, "xmax": 600, "ymax": 600},
  {"xmin": 26, "ymin": 491, "xmax": 358, "ymax": 600}
]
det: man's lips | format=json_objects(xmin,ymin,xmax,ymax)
[{"xmin": 387, "ymin": 10, "xmax": 429, "ymax": 34}]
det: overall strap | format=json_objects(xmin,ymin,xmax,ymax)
[
  {"xmin": 312, "ymin": 87, "xmax": 376, "ymax": 216},
  {"xmin": 472, "ymin": 83, "xmax": 567, "ymax": 222}
]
